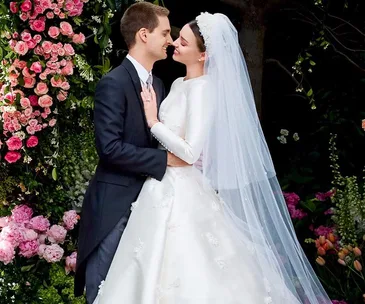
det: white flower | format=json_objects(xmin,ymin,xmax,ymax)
[
  {"xmin": 280, "ymin": 129, "xmax": 289, "ymax": 136},
  {"xmin": 293, "ymin": 132, "xmax": 300, "ymax": 141},
  {"xmin": 277, "ymin": 135, "xmax": 287, "ymax": 144}
]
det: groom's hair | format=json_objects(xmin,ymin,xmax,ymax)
[{"xmin": 120, "ymin": 2, "xmax": 170, "ymax": 49}]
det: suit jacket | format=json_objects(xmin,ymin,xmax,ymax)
[{"xmin": 74, "ymin": 58, "xmax": 167, "ymax": 297}]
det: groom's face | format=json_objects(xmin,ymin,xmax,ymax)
[{"xmin": 146, "ymin": 16, "xmax": 172, "ymax": 61}]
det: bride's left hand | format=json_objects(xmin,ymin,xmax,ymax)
[{"xmin": 141, "ymin": 86, "xmax": 159, "ymax": 128}]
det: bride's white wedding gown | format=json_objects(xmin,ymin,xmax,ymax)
[{"xmin": 93, "ymin": 76, "xmax": 301, "ymax": 304}]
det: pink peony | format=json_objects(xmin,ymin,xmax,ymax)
[
  {"xmin": 14, "ymin": 41, "xmax": 29, "ymax": 56},
  {"xmin": 26, "ymin": 136, "xmax": 39, "ymax": 148},
  {"xmin": 0, "ymin": 240, "xmax": 15, "ymax": 264},
  {"xmin": 38, "ymin": 234, "xmax": 47, "ymax": 244},
  {"xmin": 4, "ymin": 151, "xmax": 21, "ymax": 163},
  {"xmin": 63, "ymin": 210, "xmax": 79, "ymax": 230},
  {"xmin": 30, "ymin": 62, "xmax": 42, "ymax": 74},
  {"xmin": 20, "ymin": 0, "xmax": 32, "ymax": 12},
  {"xmin": 42, "ymin": 244, "xmax": 64, "ymax": 263},
  {"xmin": 38, "ymin": 95, "xmax": 53, "ymax": 107},
  {"xmin": 31, "ymin": 19, "xmax": 46, "ymax": 32},
  {"xmin": 0, "ymin": 223, "xmax": 25, "ymax": 247},
  {"xmin": 23, "ymin": 228, "xmax": 38, "ymax": 241},
  {"xmin": 48, "ymin": 26, "xmax": 60, "ymax": 39},
  {"xmin": 72, "ymin": 33, "xmax": 85, "ymax": 44},
  {"xmin": 6, "ymin": 136, "xmax": 22, "ymax": 151},
  {"xmin": 10, "ymin": 2, "xmax": 18, "ymax": 13},
  {"xmin": 12, "ymin": 205, "xmax": 33, "ymax": 224},
  {"xmin": 0, "ymin": 217, "xmax": 10, "ymax": 228},
  {"xmin": 19, "ymin": 240, "xmax": 39, "ymax": 258},
  {"xmin": 47, "ymin": 225, "xmax": 67, "ymax": 243},
  {"xmin": 34, "ymin": 82, "xmax": 49, "ymax": 95},
  {"xmin": 65, "ymin": 251, "xmax": 77, "ymax": 274}
]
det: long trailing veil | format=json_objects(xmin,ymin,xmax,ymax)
[{"xmin": 197, "ymin": 12, "xmax": 331, "ymax": 303}]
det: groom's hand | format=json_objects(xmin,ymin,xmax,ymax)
[{"xmin": 167, "ymin": 152, "xmax": 190, "ymax": 167}]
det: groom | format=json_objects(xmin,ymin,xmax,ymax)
[{"xmin": 74, "ymin": 2, "xmax": 186, "ymax": 303}]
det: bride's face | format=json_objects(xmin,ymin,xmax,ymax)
[{"xmin": 172, "ymin": 24, "xmax": 204, "ymax": 65}]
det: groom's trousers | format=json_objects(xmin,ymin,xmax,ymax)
[{"xmin": 85, "ymin": 209, "xmax": 131, "ymax": 304}]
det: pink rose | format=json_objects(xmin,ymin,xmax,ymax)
[
  {"xmin": 26, "ymin": 40, "xmax": 37, "ymax": 49},
  {"xmin": 20, "ymin": 97, "xmax": 31, "ymax": 108},
  {"xmin": 61, "ymin": 62, "xmax": 73, "ymax": 76},
  {"xmin": 6, "ymin": 136, "xmax": 22, "ymax": 151},
  {"xmin": 19, "ymin": 240, "xmax": 39, "ymax": 258},
  {"xmin": 47, "ymin": 225, "xmax": 67, "ymax": 243},
  {"xmin": 26, "ymin": 136, "xmax": 39, "ymax": 148},
  {"xmin": 34, "ymin": 82, "xmax": 49, "ymax": 95},
  {"xmin": 26, "ymin": 126, "xmax": 35, "ymax": 135},
  {"xmin": 11, "ymin": 205, "xmax": 33, "ymax": 224},
  {"xmin": 60, "ymin": 22, "xmax": 73, "ymax": 36},
  {"xmin": 56, "ymin": 90, "xmax": 67, "ymax": 101},
  {"xmin": 34, "ymin": 34, "xmax": 42, "ymax": 43},
  {"xmin": 31, "ymin": 19, "xmax": 46, "ymax": 32},
  {"xmin": 63, "ymin": 43, "xmax": 75, "ymax": 56},
  {"xmin": 20, "ymin": 0, "xmax": 32, "ymax": 12},
  {"xmin": 10, "ymin": 2, "xmax": 18, "ymax": 13},
  {"xmin": 50, "ymin": 76, "xmax": 62, "ymax": 87},
  {"xmin": 0, "ymin": 240, "xmax": 15, "ymax": 264},
  {"xmin": 60, "ymin": 81, "xmax": 70, "ymax": 90},
  {"xmin": 21, "ymin": 31, "xmax": 32, "ymax": 42},
  {"xmin": 38, "ymin": 95, "xmax": 53, "ymax": 107},
  {"xmin": 34, "ymin": 45, "xmax": 43, "ymax": 55},
  {"xmin": 28, "ymin": 216, "xmax": 50, "ymax": 232},
  {"xmin": 24, "ymin": 107, "xmax": 33, "ymax": 117},
  {"xmin": 23, "ymin": 77, "xmax": 36, "ymax": 88},
  {"xmin": 63, "ymin": 210, "xmax": 79, "ymax": 230},
  {"xmin": 72, "ymin": 33, "xmax": 85, "ymax": 44},
  {"xmin": 30, "ymin": 62, "xmax": 42, "ymax": 74},
  {"xmin": 22, "ymin": 67, "xmax": 34, "ymax": 78},
  {"xmin": 14, "ymin": 41, "xmax": 29, "ymax": 56},
  {"xmin": 29, "ymin": 95, "xmax": 39, "ymax": 106},
  {"xmin": 48, "ymin": 26, "xmax": 60, "ymax": 39},
  {"xmin": 49, "ymin": 118, "xmax": 57, "ymax": 127},
  {"xmin": 20, "ymin": 12, "xmax": 28, "ymax": 21},
  {"xmin": 46, "ymin": 11, "xmax": 54, "ymax": 19},
  {"xmin": 42, "ymin": 41, "xmax": 53, "ymax": 54},
  {"xmin": 65, "ymin": 251, "xmax": 77, "ymax": 274},
  {"xmin": 39, "ymin": 73, "xmax": 47, "ymax": 81},
  {"xmin": 42, "ymin": 244, "xmax": 64, "ymax": 263}
]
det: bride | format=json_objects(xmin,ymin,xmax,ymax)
[{"xmin": 93, "ymin": 12, "xmax": 331, "ymax": 304}]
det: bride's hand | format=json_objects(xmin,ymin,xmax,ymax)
[{"xmin": 141, "ymin": 86, "xmax": 159, "ymax": 128}]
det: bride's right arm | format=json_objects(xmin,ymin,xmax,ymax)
[{"xmin": 150, "ymin": 80, "xmax": 214, "ymax": 165}]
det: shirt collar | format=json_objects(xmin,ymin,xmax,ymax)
[{"xmin": 126, "ymin": 54, "xmax": 152, "ymax": 84}]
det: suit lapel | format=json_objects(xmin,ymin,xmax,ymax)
[{"xmin": 122, "ymin": 58, "xmax": 152, "ymax": 143}]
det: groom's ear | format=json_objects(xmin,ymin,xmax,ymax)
[{"xmin": 137, "ymin": 28, "xmax": 149, "ymax": 43}]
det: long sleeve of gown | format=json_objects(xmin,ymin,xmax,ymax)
[{"xmin": 150, "ymin": 79, "xmax": 213, "ymax": 165}]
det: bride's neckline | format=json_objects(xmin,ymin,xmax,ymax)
[{"xmin": 182, "ymin": 75, "xmax": 206, "ymax": 82}]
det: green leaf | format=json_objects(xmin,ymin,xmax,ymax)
[
  {"xmin": 307, "ymin": 89, "xmax": 313, "ymax": 97},
  {"xmin": 153, "ymin": 0, "xmax": 159, "ymax": 4},
  {"xmin": 0, "ymin": 47, "xmax": 3, "ymax": 61},
  {"xmin": 21, "ymin": 264, "xmax": 35, "ymax": 272},
  {"xmin": 52, "ymin": 167, "xmax": 57, "ymax": 181},
  {"xmin": 309, "ymin": 60, "xmax": 316, "ymax": 66},
  {"xmin": 300, "ymin": 200, "xmax": 316, "ymax": 212},
  {"xmin": 106, "ymin": 0, "xmax": 116, "ymax": 10}
]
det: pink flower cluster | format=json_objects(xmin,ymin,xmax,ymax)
[
  {"xmin": 315, "ymin": 189, "xmax": 336, "ymax": 201},
  {"xmin": 332, "ymin": 301, "xmax": 347, "ymax": 304},
  {"xmin": 0, "ymin": 204, "xmax": 80, "ymax": 265},
  {"xmin": 65, "ymin": 251, "xmax": 76, "ymax": 274},
  {"xmin": 283, "ymin": 192, "xmax": 307, "ymax": 220},
  {"xmin": 314, "ymin": 225, "xmax": 334, "ymax": 238},
  {"xmin": 0, "ymin": 0, "xmax": 86, "ymax": 163}
]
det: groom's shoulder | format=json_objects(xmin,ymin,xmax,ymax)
[{"xmin": 97, "ymin": 64, "xmax": 130, "ymax": 86}]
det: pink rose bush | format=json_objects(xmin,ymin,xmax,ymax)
[
  {"xmin": 0, "ymin": 0, "xmax": 87, "ymax": 164},
  {"xmin": 0, "ymin": 204, "xmax": 79, "ymax": 266}
]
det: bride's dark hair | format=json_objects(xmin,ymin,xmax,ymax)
[{"xmin": 188, "ymin": 20, "xmax": 206, "ymax": 52}]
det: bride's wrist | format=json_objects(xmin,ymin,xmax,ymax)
[{"xmin": 148, "ymin": 119, "xmax": 159, "ymax": 128}]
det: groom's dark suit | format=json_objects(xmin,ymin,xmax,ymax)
[{"xmin": 74, "ymin": 58, "xmax": 167, "ymax": 302}]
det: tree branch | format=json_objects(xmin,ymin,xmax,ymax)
[{"xmin": 325, "ymin": 26, "xmax": 365, "ymax": 52}]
